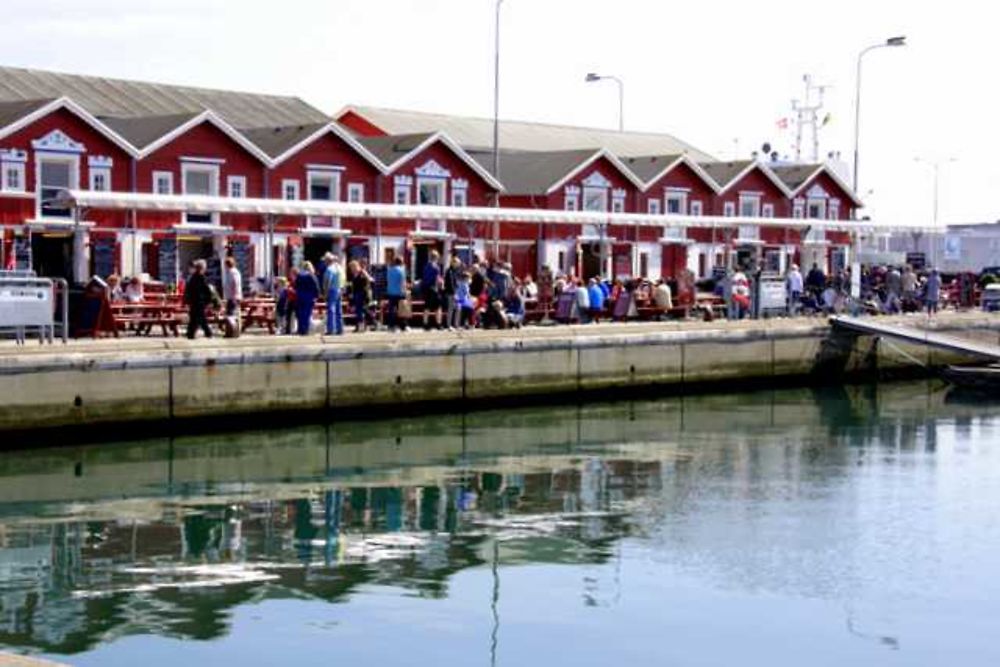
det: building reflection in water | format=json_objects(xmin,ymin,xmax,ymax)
[{"xmin": 0, "ymin": 380, "xmax": 992, "ymax": 656}]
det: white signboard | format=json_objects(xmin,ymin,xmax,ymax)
[
  {"xmin": 943, "ymin": 235, "xmax": 962, "ymax": 262},
  {"xmin": 758, "ymin": 279, "xmax": 787, "ymax": 311},
  {"xmin": 0, "ymin": 282, "xmax": 53, "ymax": 328}
]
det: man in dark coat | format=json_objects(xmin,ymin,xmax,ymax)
[{"xmin": 184, "ymin": 259, "xmax": 213, "ymax": 339}]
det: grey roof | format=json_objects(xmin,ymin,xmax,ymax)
[
  {"xmin": 699, "ymin": 160, "xmax": 754, "ymax": 189},
  {"xmin": 357, "ymin": 132, "xmax": 436, "ymax": 166},
  {"xmin": 621, "ymin": 154, "xmax": 684, "ymax": 183},
  {"xmin": 341, "ymin": 105, "xmax": 715, "ymax": 161},
  {"xmin": 0, "ymin": 65, "xmax": 327, "ymax": 129},
  {"xmin": 100, "ymin": 112, "xmax": 201, "ymax": 149},
  {"xmin": 770, "ymin": 163, "xmax": 822, "ymax": 191},
  {"xmin": 240, "ymin": 122, "xmax": 331, "ymax": 159},
  {"xmin": 0, "ymin": 97, "xmax": 54, "ymax": 129},
  {"xmin": 467, "ymin": 148, "xmax": 601, "ymax": 195}
]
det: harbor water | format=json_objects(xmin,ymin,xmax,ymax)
[{"xmin": 1, "ymin": 381, "xmax": 999, "ymax": 665}]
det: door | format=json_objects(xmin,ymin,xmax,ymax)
[
  {"xmin": 38, "ymin": 159, "xmax": 74, "ymax": 219},
  {"xmin": 31, "ymin": 233, "xmax": 73, "ymax": 280}
]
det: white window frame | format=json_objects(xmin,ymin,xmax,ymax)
[
  {"xmin": 828, "ymin": 199, "xmax": 841, "ymax": 220},
  {"xmin": 347, "ymin": 182, "xmax": 365, "ymax": 203},
  {"xmin": 665, "ymin": 190, "xmax": 687, "ymax": 215},
  {"xmin": 1, "ymin": 154, "xmax": 27, "ymax": 193},
  {"xmin": 416, "ymin": 176, "xmax": 446, "ymax": 206},
  {"xmin": 807, "ymin": 198, "xmax": 826, "ymax": 219},
  {"xmin": 738, "ymin": 193, "xmax": 761, "ymax": 218},
  {"xmin": 564, "ymin": 190, "xmax": 580, "ymax": 211},
  {"xmin": 89, "ymin": 167, "xmax": 111, "ymax": 192},
  {"xmin": 181, "ymin": 162, "xmax": 220, "ymax": 225},
  {"xmin": 762, "ymin": 203, "xmax": 775, "ymax": 218},
  {"xmin": 690, "ymin": 200, "xmax": 703, "ymax": 216},
  {"xmin": 738, "ymin": 225, "xmax": 760, "ymax": 241},
  {"xmin": 647, "ymin": 198, "xmax": 661, "ymax": 215},
  {"xmin": 394, "ymin": 184, "xmax": 411, "ymax": 205},
  {"xmin": 35, "ymin": 154, "xmax": 80, "ymax": 220},
  {"xmin": 307, "ymin": 170, "xmax": 341, "ymax": 202},
  {"xmin": 723, "ymin": 201, "xmax": 736, "ymax": 217},
  {"xmin": 793, "ymin": 199, "xmax": 805, "ymax": 219},
  {"xmin": 582, "ymin": 186, "xmax": 608, "ymax": 212},
  {"xmin": 282, "ymin": 179, "xmax": 300, "ymax": 201},
  {"xmin": 227, "ymin": 175, "xmax": 247, "ymax": 198},
  {"xmin": 153, "ymin": 171, "xmax": 174, "ymax": 195},
  {"xmin": 452, "ymin": 187, "xmax": 468, "ymax": 207}
]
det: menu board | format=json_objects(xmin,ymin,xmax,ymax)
[
  {"xmin": 157, "ymin": 239, "xmax": 177, "ymax": 285},
  {"xmin": 370, "ymin": 264, "xmax": 387, "ymax": 299},
  {"xmin": 206, "ymin": 257, "xmax": 223, "ymax": 294},
  {"xmin": 230, "ymin": 241, "xmax": 253, "ymax": 295},
  {"xmin": 13, "ymin": 235, "xmax": 31, "ymax": 271},
  {"xmin": 91, "ymin": 236, "xmax": 116, "ymax": 279}
]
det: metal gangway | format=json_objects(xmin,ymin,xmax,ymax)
[
  {"xmin": 0, "ymin": 271, "xmax": 69, "ymax": 344},
  {"xmin": 830, "ymin": 315, "xmax": 1000, "ymax": 362}
]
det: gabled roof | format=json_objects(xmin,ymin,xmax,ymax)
[
  {"xmin": 100, "ymin": 112, "xmax": 202, "ymax": 150},
  {"xmin": 771, "ymin": 163, "xmax": 864, "ymax": 207},
  {"xmin": 336, "ymin": 104, "xmax": 716, "ymax": 161},
  {"xmin": 700, "ymin": 160, "xmax": 792, "ymax": 197},
  {"xmin": 241, "ymin": 121, "xmax": 387, "ymax": 172},
  {"xmin": 469, "ymin": 148, "xmax": 644, "ymax": 195},
  {"xmin": 134, "ymin": 110, "xmax": 272, "ymax": 163},
  {"xmin": 623, "ymin": 154, "xmax": 721, "ymax": 193},
  {"xmin": 0, "ymin": 96, "xmax": 138, "ymax": 156},
  {"xmin": 0, "ymin": 65, "xmax": 326, "ymax": 129},
  {"xmin": 359, "ymin": 131, "xmax": 504, "ymax": 191}
]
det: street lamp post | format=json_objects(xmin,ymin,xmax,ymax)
[
  {"xmin": 492, "ymin": 0, "xmax": 503, "ymax": 189},
  {"xmin": 585, "ymin": 72, "xmax": 624, "ymax": 132},
  {"xmin": 915, "ymin": 157, "xmax": 957, "ymax": 268},
  {"xmin": 852, "ymin": 35, "xmax": 906, "ymax": 195}
]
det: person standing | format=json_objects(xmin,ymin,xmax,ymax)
[
  {"xmin": 444, "ymin": 255, "xmax": 464, "ymax": 330},
  {"xmin": 348, "ymin": 260, "xmax": 374, "ymax": 332},
  {"xmin": 422, "ymin": 249, "xmax": 444, "ymax": 330},
  {"xmin": 184, "ymin": 259, "xmax": 213, "ymax": 339},
  {"xmin": 587, "ymin": 278, "xmax": 605, "ymax": 323},
  {"xmin": 222, "ymin": 256, "xmax": 242, "ymax": 332},
  {"xmin": 386, "ymin": 256, "xmax": 407, "ymax": 332},
  {"xmin": 294, "ymin": 261, "xmax": 320, "ymax": 336},
  {"xmin": 322, "ymin": 253, "xmax": 344, "ymax": 336},
  {"xmin": 925, "ymin": 269, "xmax": 942, "ymax": 315},
  {"xmin": 786, "ymin": 263, "xmax": 803, "ymax": 316}
]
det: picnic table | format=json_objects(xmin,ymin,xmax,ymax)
[{"xmin": 110, "ymin": 302, "xmax": 182, "ymax": 336}]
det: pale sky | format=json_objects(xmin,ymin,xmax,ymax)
[{"xmin": 2, "ymin": 0, "xmax": 994, "ymax": 227}]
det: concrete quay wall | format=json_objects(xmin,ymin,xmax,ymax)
[{"xmin": 1, "ymin": 316, "xmax": 997, "ymax": 436}]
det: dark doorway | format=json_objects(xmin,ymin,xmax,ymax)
[
  {"xmin": 303, "ymin": 236, "xmax": 335, "ymax": 271},
  {"xmin": 580, "ymin": 242, "xmax": 603, "ymax": 280},
  {"xmin": 31, "ymin": 233, "xmax": 73, "ymax": 280}
]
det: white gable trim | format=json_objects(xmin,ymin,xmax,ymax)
[
  {"xmin": 0, "ymin": 97, "xmax": 139, "ymax": 157},
  {"xmin": 545, "ymin": 148, "xmax": 645, "ymax": 195},
  {"xmin": 136, "ymin": 110, "xmax": 271, "ymax": 164},
  {"xmin": 637, "ymin": 154, "xmax": 722, "ymax": 194},
  {"xmin": 382, "ymin": 131, "xmax": 504, "ymax": 192},
  {"xmin": 787, "ymin": 164, "xmax": 864, "ymax": 208},
  {"xmin": 415, "ymin": 159, "xmax": 451, "ymax": 178},
  {"xmin": 716, "ymin": 161, "xmax": 793, "ymax": 197},
  {"xmin": 269, "ymin": 121, "xmax": 388, "ymax": 174},
  {"xmin": 32, "ymin": 129, "xmax": 86, "ymax": 153}
]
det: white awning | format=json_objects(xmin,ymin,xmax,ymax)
[{"xmin": 55, "ymin": 190, "xmax": 937, "ymax": 235}]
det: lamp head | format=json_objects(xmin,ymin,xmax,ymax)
[
  {"xmin": 585, "ymin": 73, "xmax": 602, "ymax": 82},
  {"xmin": 886, "ymin": 36, "xmax": 906, "ymax": 46}
]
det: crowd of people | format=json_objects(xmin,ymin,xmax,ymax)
[{"xmin": 98, "ymin": 251, "xmax": 976, "ymax": 341}]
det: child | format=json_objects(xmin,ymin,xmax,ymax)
[
  {"xmin": 456, "ymin": 271, "xmax": 474, "ymax": 329},
  {"xmin": 275, "ymin": 276, "xmax": 294, "ymax": 335}
]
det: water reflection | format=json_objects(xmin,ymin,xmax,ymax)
[{"xmin": 0, "ymin": 381, "xmax": 998, "ymax": 662}]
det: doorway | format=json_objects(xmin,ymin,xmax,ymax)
[
  {"xmin": 580, "ymin": 242, "xmax": 604, "ymax": 280},
  {"xmin": 303, "ymin": 236, "xmax": 335, "ymax": 270},
  {"xmin": 412, "ymin": 240, "xmax": 444, "ymax": 279},
  {"xmin": 31, "ymin": 233, "xmax": 73, "ymax": 280}
]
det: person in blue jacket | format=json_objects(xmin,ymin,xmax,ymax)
[
  {"xmin": 386, "ymin": 256, "xmax": 407, "ymax": 331},
  {"xmin": 587, "ymin": 278, "xmax": 605, "ymax": 323},
  {"xmin": 322, "ymin": 253, "xmax": 344, "ymax": 336},
  {"xmin": 294, "ymin": 261, "xmax": 320, "ymax": 336}
]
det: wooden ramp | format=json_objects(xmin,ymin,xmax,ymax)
[{"xmin": 830, "ymin": 316, "xmax": 1000, "ymax": 361}]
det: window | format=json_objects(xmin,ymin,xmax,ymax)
[
  {"xmin": 1, "ymin": 162, "xmax": 26, "ymax": 193},
  {"xmin": 451, "ymin": 179, "xmax": 469, "ymax": 207},
  {"xmin": 182, "ymin": 163, "xmax": 219, "ymax": 224},
  {"xmin": 611, "ymin": 197, "xmax": 625, "ymax": 213},
  {"xmin": 418, "ymin": 178, "xmax": 445, "ymax": 205},
  {"xmin": 308, "ymin": 171, "xmax": 340, "ymax": 202},
  {"xmin": 690, "ymin": 200, "xmax": 703, "ymax": 216},
  {"xmin": 283, "ymin": 179, "xmax": 300, "ymax": 200},
  {"xmin": 89, "ymin": 168, "xmax": 111, "ymax": 192},
  {"xmin": 153, "ymin": 171, "xmax": 173, "ymax": 195},
  {"xmin": 723, "ymin": 202, "xmax": 736, "ymax": 217},
  {"xmin": 228, "ymin": 175, "xmax": 246, "ymax": 198},
  {"xmin": 394, "ymin": 184, "xmax": 411, "ymax": 205},
  {"xmin": 738, "ymin": 225, "xmax": 760, "ymax": 241},
  {"xmin": 582, "ymin": 187, "xmax": 608, "ymax": 212},
  {"xmin": 37, "ymin": 156, "xmax": 77, "ymax": 219},
  {"xmin": 639, "ymin": 252, "xmax": 649, "ymax": 278},
  {"xmin": 565, "ymin": 191, "xmax": 580, "ymax": 211},
  {"xmin": 647, "ymin": 199, "xmax": 661, "ymax": 215},
  {"xmin": 807, "ymin": 199, "xmax": 826, "ymax": 219},
  {"xmin": 828, "ymin": 199, "xmax": 841, "ymax": 220},
  {"xmin": 665, "ymin": 192, "xmax": 687, "ymax": 215},
  {"xmin": 738, "ymin": 193, "xmax": 761, "ymax": 217},
  {"xmin": 793, "ymin": 200, "xmax": 805, "ymax": 219},
  {"xmin": 347, "ymin": 183, "xmax": 365, "ymax": 203},
  {"xmin": 762, "ymin": 203, "xmax": 775, "ymax": 218}
]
